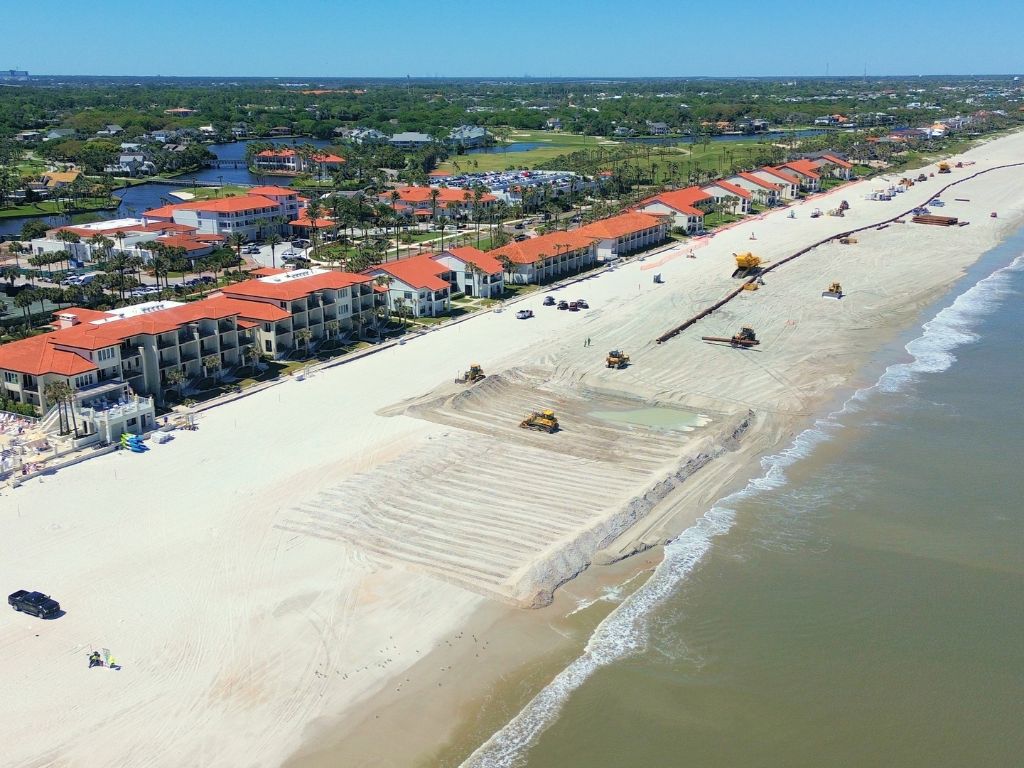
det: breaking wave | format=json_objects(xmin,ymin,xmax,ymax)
[{"xmin": 460, "ymin": 253, "xmax": 1023, "ymax": 768}]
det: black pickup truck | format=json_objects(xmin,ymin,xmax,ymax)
[{"xmin": 8, "ymin": 590, "xmax": 61, "ymax": 618}]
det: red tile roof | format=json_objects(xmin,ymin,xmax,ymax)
[
  {"xmin": 439, "ymin": 246, "xmax": 503, "ymax": 275},
  {"xmin": 221, "ymin": 270, "xmax": 371, "ymax": 301},
  {"xmin": 821, "ymin": 154, "xmax": 853, "ymax": 169},
  {"xmin": 490, "ymin": 231, "xmax": 596, "ymax": 265},
  {"xmin": 248, "ymin": 186, "xmax": 298, "ymax": 196},
  {"xmin": 736, "ymin": 172, "xmax": 781, "ymax": 191},
  {"xmin": 577, "ymin": 212, "xmax": 665, "ymax": 240},
  {"xmin": 371, "ymin": 254, "xmax": 451, "ymax": 290},
  {"xmin": 250, "ymin": 267, "xmax": 287, "ymax": 277},
  {"xmin": 636, "ymin": 187, "xmax": 711, "ymax": 216},
  {"xmin": 756, "ymin": 167, "xmax": 801, "ymax": 185},
  {"xmin": 257, "ymin": 148, "xmax": 297, "ymax": 158},
  {"xmin": 144, "ymin": 194, "xmax": 280, "ymax": 219},
  {"xmin": 290, "ymin": 216, "xmax": 335, "ymax": 229},
  {"xmin": 777, "ymin": 160, "xmax": 820, "ymax": 179},
  {"xmin": 0, "ymin": 334, "xmax": 98, "ymax": 377},
  {"xmin": 704, "ymin": 180, "xmax": 751, "ymax": 199}
]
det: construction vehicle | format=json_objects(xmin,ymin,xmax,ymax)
[
  {"xmin": 606, "ymin": 349, "xmax": 630, "ymax": 368},
  {"xmin": 520, "ymin": 409, "xmax": 559, "ymax": 433},
  {"xmin": 701, "ymin": 326, "xmax": 760, "ymax": 348},
  {"xmin": 917, "ymin": 173, "xmax": 928, "ymax": 182},
  {"xmin": 653, "ymin": 273, "xmax": 664, "ymax": 283},
  {"xmin": 828, "ymin": 208, "xmax": 845, "ymax": 217},
  {"xmin": 456, "ymin": 364, "xmax": 486, "ymax": 384},
  {"xmin": 810, "ymin": 208, "xmax": 822, "ymax": 218},
  {"xmin": 822, "ymin": 282, "xmax": 844, "ymax": 299},
  {"xmin": 955, "ymin": 161, "xmax": 964, "ymax": 168},
  {"xmin": 938, "ymin": 162, "xmax": 951, "ymax": 174},
  {"xmin": 732, "ymin": 252, "xmax": 763, "ymax": 278},
  {"xmin": 839, "ymin": 199, "xmax": 850, "ymax": 211}
]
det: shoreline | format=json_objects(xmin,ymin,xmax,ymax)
[
  {"xmin": 2, "ymin": 130, "xmax": 1024, "ymax": 768},
  {"xmin": 285, "ymin": 134, "xmax": 1024, "ymax": 768}
]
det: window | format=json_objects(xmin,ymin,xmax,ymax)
[
  {"xmin": 403, "ymin": 291, "xmax": 413, "ymax": 300},
  {"xmin": 4, "ymin": 371, "xmax": 18, "ymax": 383},
  {"xmin": 265, "ymin": 340, "xmax": 272, "ymax": 352},
  {"xmin": 263, "ymin": 323, "xmax": 272, "ymax": 332}
]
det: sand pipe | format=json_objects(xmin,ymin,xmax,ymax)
[{"xmin": 654, "ymin": 161, "xmax": 1024, "ymax": 345}]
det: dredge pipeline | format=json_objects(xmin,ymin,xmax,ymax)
[{"xmin": 654, "ymin": 161, "xmax": 1024, "ymax": 345}]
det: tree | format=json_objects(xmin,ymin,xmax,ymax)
[
  {"xmin": 43, "ymin": 379, "xmax": 78, "ymax": 437},
  {"xmin": 324, "ymin": 319, "xmax": 340, "ymax": 340},
  {"xmin": 164, "ymin": 367, "xmax": 187, "ymax": 399},
  {"xmin": 294, "ymin": 327, "xmax": 313, "ymax": 355},
  {"xmin": 228, "ymin": 231, "xmax": 246, "ymax": 263},
  {"xmin": 201, "ymin": 354, "xmax": 221, "ymax": 381},
  {"xmin": 266, "ymin": 233, "xmax": 283, "ymax": 269},
  {"xmin": 14, "ymin": 290, "xmax": 37, "ymax": 327},
  {"xmin": 20, "ymin": 220, "xmax": 48, "ymax": 241}
]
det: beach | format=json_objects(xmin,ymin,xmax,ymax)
[{"xmin": 3, "ymin": 130, "xmax": 1024, "ymax": 768}]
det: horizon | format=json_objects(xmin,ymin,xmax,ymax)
[{"xmin": 4, "ymin": 0, "xmax": 1021, "ymax": 78}]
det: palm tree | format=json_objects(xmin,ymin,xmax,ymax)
[
  {"xmin": 43, "ymin": 380, "xmax": 78, "ymax": 437},
  {"xmin": 266, "ymin": 233, "xmax": 283, "ymax": 269},
  {"xmin": 201, "ymin": 354, "xmax": 221, "ymax": 381},
  {"xmin": 393, "ymin": 297, "xmax": 408, "ymax": 328},
  {"xmin": 294, "ymin": 327, "xmax": 313, "ymax": 356},
  {"xmin": 148, "ymin": 242, "xmax": 171, "ymax": 290},
  {"xmin": 324, "ymin": 319, "xmax": 340, "ymax": 340},
  {"xmin": 429, "ymin": 187, "xmax": 441, "ymax": 224},
  {"xmin": 164, "ymin": 367, "xmax": 187, "ymax": 400},
  {"xmin": 14, "ymin": 290, "xmax": 35, "ymax": 328},
  {"xmin": 240, "ymin": 343, "xmax": 261, "ymax": 372},
  {"xmin": 228, "ymin": 232, "xmax": 246, "ymax": 264}
]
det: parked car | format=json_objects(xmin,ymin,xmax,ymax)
[
  {"xmin": 8, "ymin": 590, "xmax": 61, "ymax": 618},
  {"xmin": 242, "ymin": 245, "xmax": 261, "ymax": 254},
  {"xmin": 290, "ymin": 239, "xmax": 310, "ymax": 248},
  {"xmin": 513, "ymin": 223, "xmax": 525, "ymax": 230},
  {"xmin": 515, "ymin": 309, "xmax": 534, "ymax": 319},
  {"xmin": 568, "ymin": 302, "xmax": 579, "ymax": 312},
  {"xmin": 280, "ymin": 249, "xmax": 298, "ymax": 258},
  {"xmin": 514, "ymin": 234, "xmax": 529, "ymax": 242},
  {"xmin": 543, "ymin": 296, "xmax": 556, "ymax": 306},
  {"xmin": 576, "ymin": 299, "xmax": 589, "ymax": 309},
  {"xmin": 557, "ymin": 300, "xmax": 569, "ymax": 310}
]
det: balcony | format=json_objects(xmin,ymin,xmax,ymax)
[
  {"xmin": 157, "ymin": 336, "xmax": 177, "ymax": 350},
  {"xmin": 274, "ymin": 324, "xmax": 291, "ymax": 336},
  {"xmin": 218, "ymin": 320, "xmax": 235, "ymax": 333},
  {"xmin": 220, "ymin": 335, "xmax": 237, "ymax": 349},
  {"xmin": 177, "ymin": 328, "xmax": 196, "ymax": 344}
]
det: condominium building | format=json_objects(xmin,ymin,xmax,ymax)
[
  {"xmin": 144, "ymin": 191, "xmax": 300, "ymax": 240},
  {"xmin": 490, "ymin": 231, "xmax": 597, "ymax": 284},
  {"xmin": 379, "ymin": 186, "xmax": 497, "ymax": 221},
  {"xmin": 218, "ymin": 268, "xmax": 377, "ymax": 356},
  {"xmin": 433, "ymin": 247, "xmax": 505, "ymax": 299},
  {"xmin": 252, "ymin": 149, "xmax": 345, "ymax": 175},
  {"xmin": 576, "ymin": 212, "xmax": 668, "ymax": 261}
]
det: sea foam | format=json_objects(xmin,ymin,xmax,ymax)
[{"xmin": 460, "ymin": 253, "xmax": 1023, "ymax": 768}]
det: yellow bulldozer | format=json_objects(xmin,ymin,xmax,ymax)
[
  {"xmin": 606, "ymin": 349, "xmax": 630, "ymax": 369},
  {"xmin": 732, "ymin": 252, "xmax": 763, "ymax": 278},
  {"xmin": 938, "ymin": 162, "xmax": 951, "ymax": 174},
  {"xmin": 456, "ymin": 363, "xmax": 485, "ymax": 384},
  {"xmin": 822, "ymin": 282, "xmax": 844, "ymax": 299},
  {"xmin": 520, "ymin": 409, "xmax": 559, "ymax": 433}
]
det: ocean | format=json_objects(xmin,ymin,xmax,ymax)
[{"xmin": 462, "ymin": 227, "xmax": 1024, "ymax": 767}]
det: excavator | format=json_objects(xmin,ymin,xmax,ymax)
[
  {"xmin": 702, "ymin": 326, "xmax": 760, "ymax": 348},
  {"xmin": 732, "ymin": 252, "xmax": 764, "ymax": 278},
  {"xmin": 456, "ymin": 363, "xmax": 485, "ymax": 384},
  {"xmin": 822, "ymin": 282, "xmax": 844, "ymax": 299},
  {"xmin": 606, "ymin": 350, "xmax": 630, "ymax": 369},
  {"xmin": 520, "ymin": 409, "xmax": 559, "ymax": 433}
]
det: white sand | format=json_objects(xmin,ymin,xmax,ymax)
[{"xmin": 3, "ymin": 131, "xmax": 1024, "ymax": 768}]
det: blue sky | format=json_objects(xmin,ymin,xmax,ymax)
[{"xmin": 5, "ymin": 0, "xmax": 1021, "ymax": 77}]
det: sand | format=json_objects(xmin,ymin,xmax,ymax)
[{"xmin": 3, "ymin": 131, "xmax": 1024, "ymax": 768}]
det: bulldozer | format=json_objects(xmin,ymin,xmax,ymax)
[
  {"xmin": 822, "ymin": 281, "xmax": 844, "ymax": 299},
  {"xmin": 606, "ymin": 349, "xmax": 630, "ymax": 368},
  {"xmin": 732, "ymin": 252, "xmax": 763, "ymax": 278},
  {"xmin": 938, "ymin": 162, "xmax": 951, "ymax": 174},
  {"xmin": 520, "ymin": 409, "xmax": 559, "ymax": 433},
  {"xmin": 456, "ymin": 363, "xmax": 486, "ymax": 384},
  {"xmin": 702, "ymin": 326, "xmax": 760, "ymax": 348}
]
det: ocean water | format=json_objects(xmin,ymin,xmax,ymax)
[{"xmin": 463, "ymin": 229, "xmax": 1024, "ymax": 767}]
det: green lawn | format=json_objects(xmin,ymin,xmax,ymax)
[
  {"xmin": 170, "ymin": 184, "xmax": 252, "ymax": 201},
  {"xmin": 439, "ymin": 131, "xmax": 607, "ymax": 173},
  {"xmin": 0, "ymin": 196, "xmax": 116, "ymax": 219}
]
